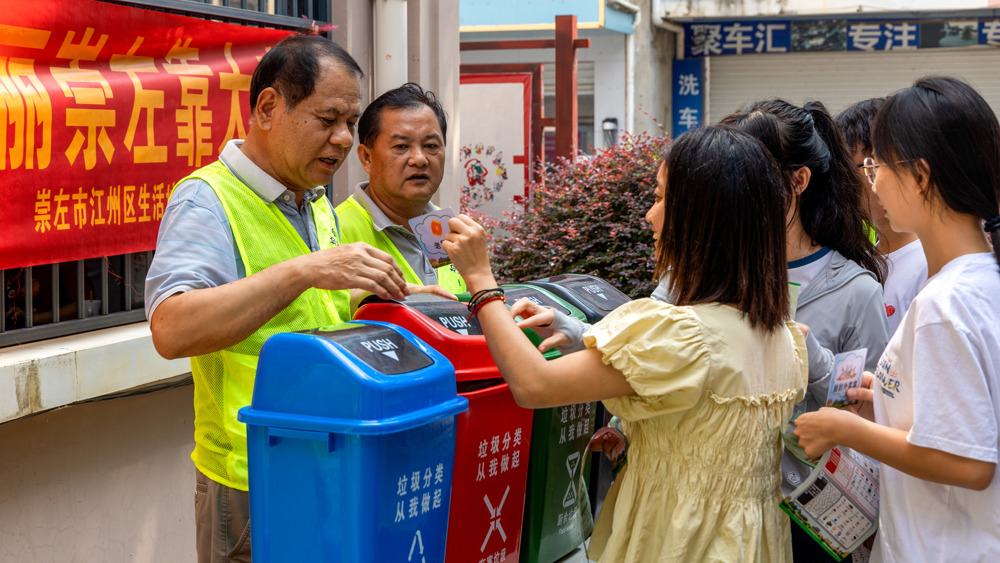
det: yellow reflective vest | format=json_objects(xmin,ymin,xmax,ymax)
[
  {"xmin": 335, "ymin": 194, "xmax": 466, "ymax": 294},
  {"xmin": 181, "ymin": 161, "xmax": 347, "ymax": 490}
]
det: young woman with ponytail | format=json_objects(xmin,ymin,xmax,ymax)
[
  {"xmin": 723, "ymin": 100, "xmax": 891, "ymax": 562},
  {"xmin": 795, "ymin": 76, "xmax": 1000, "ymax": 562}
]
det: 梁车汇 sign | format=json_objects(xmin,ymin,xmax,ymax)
[{"xmin": 684, "ymin": 18, "xmax": 1000, "ymax": 58}]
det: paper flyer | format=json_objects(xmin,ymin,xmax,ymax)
[
  {"xmin": 408, "ymin": 207, "xmax": 456, "ymax": 268},
  {"xmin": 780, "ymin": 446, "xmax": 879, "ymax": 561}
]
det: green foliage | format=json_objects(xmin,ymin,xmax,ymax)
[{"xmin": 474, "ymin": 132, "xmax": 670, "ymax": 298}]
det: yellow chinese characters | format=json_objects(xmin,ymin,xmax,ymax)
[
  {"xmin": 50, "ymin": 27, "xmax": 115, "ymax": 170},
  {"xmin": 33, "ymin": 183, "xmax": 172, "ymax": 234},
  {"xmin": 1, "ymin": 24, "xmax": 53, "ymax": 171},
  {"xmin": 110, "ymin": 37, "xmax": 167, "ymax": 164},
  {"xmin": 166, "ymin": 38, "xmax": 214, "ymax": 168}
]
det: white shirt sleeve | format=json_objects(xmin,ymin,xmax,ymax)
[
  {"xmin": 144, "ymin": 179, "xmax": 240, "ymax": 319},
  {"xmin": 908, "ymin": 321, "xmax": 998, "ymax": 463}
]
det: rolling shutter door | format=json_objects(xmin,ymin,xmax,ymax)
[{"xmin": 705, "ymin": 47, "xmax": 1000, "ymax": 120}]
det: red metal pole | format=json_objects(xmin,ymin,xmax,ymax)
[
  {"xmin": 554, "ymin": 15, "xmax": 578, "ymax": 161},
  {"xmin": 532, "ymin": 64, "xmax": 544, "ymax": 167}
]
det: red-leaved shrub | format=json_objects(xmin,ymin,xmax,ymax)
[{"xmin": 464, "ymin": 131, "xmax": 670, "ymax": 298}]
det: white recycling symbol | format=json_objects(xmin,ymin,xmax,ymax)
[
  {"xmin": 408, "ymin": 530, "xmax": 426, "ymax": 562},
  {"xmin": 481, "ymin": 486, "xmax": 510, "ymax": 552},
  {"xmin": 563, "ymin": 452, "xmax": 581, "ymax": 507}
]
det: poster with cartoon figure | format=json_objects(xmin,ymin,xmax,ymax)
[
  {"xmin": 458, "ymin": 74, "xmax": 530, "ymax": 223},
  {"xmin": 826, "ymin": 348, "xmax": 868, "ymax": 408},
  {"xmin": 408, "ymin": 207, "xmax": 457, "ymax": 267}
]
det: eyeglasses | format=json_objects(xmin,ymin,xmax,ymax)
[{"xmin": 861, "ymin": 157, "xmax": 912, "ymax": 186}]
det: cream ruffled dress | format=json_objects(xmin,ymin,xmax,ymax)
[{"xmin": 585, "ymin": 300, "xmax": 808, "ymax": 563}]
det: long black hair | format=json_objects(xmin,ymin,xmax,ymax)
[
  {"xmin": 872, "ymin": 76, "xmax": 1000, "ymax": 267},
  {"xmin": 722, "ymin": 99, "xmax": 887, "ymax": 283},
  {"xmin": 657, "ymin": 125, "xmax": 789, "ymax": 330}
]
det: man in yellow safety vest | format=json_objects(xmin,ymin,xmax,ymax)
[
  {"xmin": 144, "ymin": 35, "xmax": 411, "ymax": 562},
  {"xmin": 336, "ymin": 83, "xmax": 466, "ymax": 295}
]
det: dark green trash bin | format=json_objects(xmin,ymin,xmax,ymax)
[{"xmin": 502, "ymin": 284, "xmax": 596, "ymax": 563}]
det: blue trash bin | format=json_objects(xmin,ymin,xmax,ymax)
[{"xmin": 238, "ymin": 321, "xmax": 469, "ymax": 563}]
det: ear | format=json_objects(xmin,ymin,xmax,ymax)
[
  {"xmin": 912, "ymin": 158, "xmax": 932, "ymax": 195},
  {"xmin": 253, "ymin": 88, "xmax": 280, "ymax": 131},
  {"xmin": 357, "ymin": 143, "xmax": 373, "ymax": 174},
  {"xmin": 792, "ymin": 166, "xmax": 812, "ymax": 195}
]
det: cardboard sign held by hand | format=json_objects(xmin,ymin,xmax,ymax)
[{"xmin": 408, "ymin": 207, "xmax": 456, "ymax": 268}]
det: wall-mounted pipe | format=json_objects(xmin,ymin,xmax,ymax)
[
  {"xmin": 374, "ymin": 0, "xmax": 408, "ymax": 96},
  {"xmin": 651, "ymin": 0, "xmax": 686, "ymax": 59},
  {"xmin": 609, "ymin": 0, "xmax": 639, "ymax": 135}
]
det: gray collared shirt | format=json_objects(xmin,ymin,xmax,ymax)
[
  {"xmin": 351, "ymin": 182, "xmax": 438, "ymax": 286},
  {"xmin": 144, "ymin": 140, "xmax": 335, "ymax": 318}
]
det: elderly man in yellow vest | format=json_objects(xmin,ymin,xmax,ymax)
[
  {"xmin": 336, "ymin": 83, "xmax": 466, "ymax": 294},
  {"xmin": 144, "ymin": 36, "xmax": 411, "ymax": 563}
]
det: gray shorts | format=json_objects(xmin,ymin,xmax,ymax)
[{"xmin": 195, "ymin": 469, "xmax": 252, "ymax": 563}]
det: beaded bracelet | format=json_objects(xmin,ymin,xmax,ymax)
[
  {"xmin": 469, "ymin": 288, "xmax": 503, "ymax": 307},
  {"xmin": 467, "ymin": 288, "xmax": 505, "ymax": 312},
  {"xmin": 467, "ymin": 294, "xmax": 506, "ymax": 322}
]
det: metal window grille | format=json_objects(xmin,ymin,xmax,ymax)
[
  {"xmin": 2, "ymin": 253, "xmax": 152, "ymax": 347},
  {"xmin": 103, "ymin": 0, "xmax": 328, "ymax": 26},
  {"xmin": 2, "ymin": 0, "xmax": 323, "ymax": 349}
]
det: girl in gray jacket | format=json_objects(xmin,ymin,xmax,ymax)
[{"xmin": 724, "ymin": 100, "xmax": 889, "ymax": 562}]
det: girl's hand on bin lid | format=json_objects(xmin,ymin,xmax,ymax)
[{"xmin": 510, "ymin": 299, "xmax": 570, "ymax": 353}]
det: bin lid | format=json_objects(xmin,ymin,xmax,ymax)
[
  {"xmin": 500, "ymin": 284, "xmax": 589, "ymax": 361},
  {"xmin": 501, "ymin": 284, "xmax": 587, "ymax": 322},
  {"xmin": 240, "ymin": 321, "xmax": 467, "ymax": 434},
  {"xmin": 353, "ymin": 294, "xmax": 500, "ymax": 382},
  {"xmin": 524, "ymin": 274, "xmax": 631, "ymax": 322}
]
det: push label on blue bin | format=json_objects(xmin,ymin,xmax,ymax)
[{"xmin": 319, "ymin": 324, "xmax": 434, "ymax": 375}]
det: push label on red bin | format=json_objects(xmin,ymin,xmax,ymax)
[{"xmin": 402, "ymin": 297, "xmax": 484, "ymax": 336}]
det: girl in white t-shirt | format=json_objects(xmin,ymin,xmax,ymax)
[{"xmin": 795, "ymin": 76, "xmax": 1000, "ymax": 562}]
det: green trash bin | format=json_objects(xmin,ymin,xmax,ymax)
[{"xmin": 502, "ymin": 284, "xmax": 596, "ymax": 563}]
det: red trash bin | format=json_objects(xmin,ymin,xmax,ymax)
[{"xmin": 354, "ymin": 295, "xmax": 534, "ymax": 563}]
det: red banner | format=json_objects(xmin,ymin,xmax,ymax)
[{"xmin": 0, "ymin": 0, "xmax": 295, "ymax": 269}]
